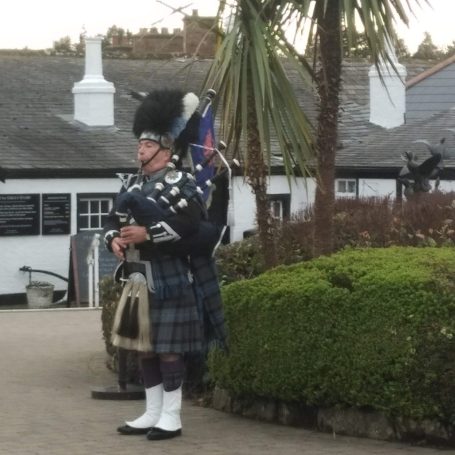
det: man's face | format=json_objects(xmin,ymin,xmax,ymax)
[{"xmin": 137, "ymin": 140, "xmax": 171, "ymax": 175}]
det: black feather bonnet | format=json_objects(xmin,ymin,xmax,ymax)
[{"xmin": 132, "ymin": 89, "xmax": 200, "ymax": 157}]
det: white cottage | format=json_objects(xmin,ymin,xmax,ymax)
[
  {"xmin": 1, "ymin": 43, "xmax": 455, "ymax": 303},
  {"xmin": 0, "ymin": 38, "xmax": 136, "ymax": 303}
]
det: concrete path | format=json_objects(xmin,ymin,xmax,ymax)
[{"xmin": 0, "ymin": 308, "xmax": 450, "ymax": 455}]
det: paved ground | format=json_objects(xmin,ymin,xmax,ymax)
[{"xmin": 0, "ymin": 308, "xmax": 451, "ymax": 455}]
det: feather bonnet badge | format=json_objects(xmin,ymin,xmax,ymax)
[{"xmin": 132, "ymin": 89, "xmax": 200, "ymax": 158}]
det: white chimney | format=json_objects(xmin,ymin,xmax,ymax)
[
  {"xmin": 72, "ymin": 36, "xmax": 115, "ymax": 126},
  {"xmin": 369, "ymin": 42, "xmax": 407, "ymax": 129}
]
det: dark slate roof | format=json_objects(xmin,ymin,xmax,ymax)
[
  {"xmin": 336, "ymin": 59, "xmax": 455, "ymax": 173},
  {"xmin": 341, "ymin": 58, "xmax": 430, "ymax": 106},
  {"xmin": 0, "ymin": 55, "xmax": 438, "ymax": 178},
  {"xmin": 336, "ymin": 59, "xmax": 433, "ymax": 149},
  {"xmin": 336, "ymin": 108, "xmax": 455, "ymax": 174},
  {"xmin": 0, "ymin": 55, "xmax": 213, "ymax": 178}
]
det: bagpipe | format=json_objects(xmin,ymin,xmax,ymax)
[{"xmin": 115, "ymin": 89, "xmax": 238, "ymax": 258}]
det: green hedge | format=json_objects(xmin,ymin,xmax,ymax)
[{"xmin": 209, "ymin": 247, "xmax": 455, "ymax": 424}]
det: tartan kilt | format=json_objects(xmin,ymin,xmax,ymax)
[{"xmin": 149, "ymin": 286, "xmax": 203, "ymax": 354}]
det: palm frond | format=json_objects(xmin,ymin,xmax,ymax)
[{"xmin": 203, "ymin": 0, "xmax": 316, "ymax": 179}]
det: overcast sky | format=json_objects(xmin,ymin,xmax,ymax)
[
  {"xmin": 0, "ymin": 0, "xmax": 454, "ymax": 54},
  {"xmin": 0, "ymin": 1, "xmax": 218, "ymax": 49}
]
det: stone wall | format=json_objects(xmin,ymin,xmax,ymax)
[
  {"xmin": 211, "ymin": 387, "xmax": 455, "ymax": 448},
  {"xmin": 132, "ymin": 32, "xmax": 184, "ymax": 58}
]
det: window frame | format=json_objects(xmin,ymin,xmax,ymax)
[
  {"xmin": 76, "ymin": 193, "xmax": 116, "ymax": 232},
  {"xmin": 335, "ymin": 178, "xmax": 358, "ymax": 197},
  {"xmin": 267, "ymin": 193, "xmax": 291, "ymax": 221}
]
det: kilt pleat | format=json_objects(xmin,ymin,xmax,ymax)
[{"xmin": 150, "ymin": 288, "xmax": 203, "ymax": 353}]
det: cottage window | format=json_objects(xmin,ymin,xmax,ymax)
[
  {"xmin": 77, "ymin": 194, "xmax": 114, "ymax": 231},
  {"xmin": 268, "ymin": 194, "xmax": 290, "ymax": 221},
  {"xmin": 336, "ymin": 179, "xmax": 357, "ymax": 196}
]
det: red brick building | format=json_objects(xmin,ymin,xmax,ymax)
[{"xmin": 110, "ymin": 10, "xmax": 217, "ymax": 59}]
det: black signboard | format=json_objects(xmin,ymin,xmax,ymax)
[
  {"xmin": 67, "ymin": 230, "xmax": 119, "ymax": 305},
  {"xmin": 0, "ymin": 194, "xmax": 40, "ymax": 236},
  {"xmin": 42, "ymin": 193, "xmax": 71, "ymax": 235}
]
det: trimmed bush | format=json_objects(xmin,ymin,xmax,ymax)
[
  {"xmin": 216, "ymin": 236, "xmax": 264, "ymax": 285},
  {"xmin": 216, "ymin": 193, "xmax": 455, "ymax": 284},
  {"xmin": 209, "ymin": 247, "xmax": 455, "ymax": 424}
]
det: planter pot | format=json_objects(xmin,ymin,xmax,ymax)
[{"xmin": 26, "ymin": 284, "xmax": 55, "ymax": 308}]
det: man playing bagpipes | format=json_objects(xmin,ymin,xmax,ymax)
[{"xmin": 103, "ymin": 89, "xmax": 227, "ymax": 441}]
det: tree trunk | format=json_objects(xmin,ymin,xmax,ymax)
[
  {"xmin": 313, "ymin": 0, "xmax": 342, "ymax": 257},
  {"xmin": 246, "ymin": 94, "xmax": 278, "ymax": 269}
]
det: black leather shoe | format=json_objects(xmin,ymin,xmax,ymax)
[
  {"xmin": 146, "ymin": 427, "xmax": 182, "ymax": 440},
  {"xmin": 117, "ymin": 424, "xmax": 151, "ymax": 435}
]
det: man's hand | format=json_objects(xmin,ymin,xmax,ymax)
[
  {"xmin": 111, "ymin": 236, "xmax": 128, "ymax": 261},
  {"xmin": 120, "ymin": 225, "xmax": 148, "ymax": 245}
]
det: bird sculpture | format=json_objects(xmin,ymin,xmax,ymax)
[
  {"xmin": 398, "ymin": 138, "xmax": 446, "ymax": 198},
  {"xmin": 413, "ymin": 137, "xmax": 447, "ymax": 158}
]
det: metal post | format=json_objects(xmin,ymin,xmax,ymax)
[
  {"xmin": 93, "ymin": 233, "xmax": 100, "ymax": 308},
  {"xmin": 87, "ymin": 256, "xmax": 94, "ymax": 308}
]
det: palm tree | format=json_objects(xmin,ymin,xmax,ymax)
[
  {"xmin": 205, "ymin": 0, "xmax": 423, "ymax": 262},
  {"xmin": 203, "ymin": 0, "xmax": 316, "ymax": 269},
  {"xmin": 306, "ymin": 0, "xmax": 420, "ymax": 256}
]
